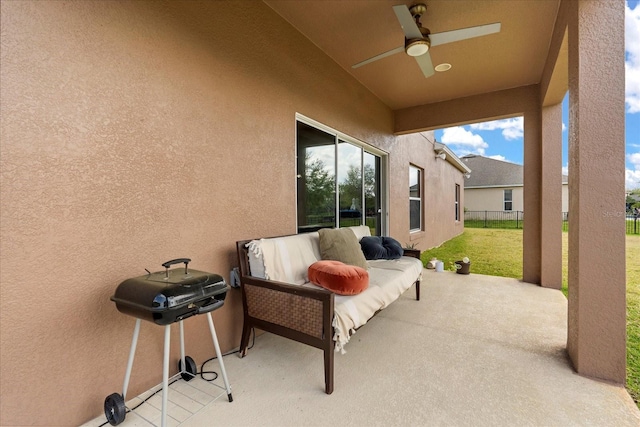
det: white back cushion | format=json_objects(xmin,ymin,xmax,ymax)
[
  {"xmin": 348, "ymin": 225, "xmax": 372, "ymax": 241},
  {"xmin": 246, "ymin": 232, "xmax": 321, "ymax": 284}
]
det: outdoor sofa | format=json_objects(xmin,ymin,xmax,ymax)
[{"xmin": 235, "ymin": 225, "xmax": 423, "ymax": 394}]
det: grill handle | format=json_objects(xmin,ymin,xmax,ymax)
[
  {"xmin": 162, "ymin": 258, "xmax": 191, "ymax": 277},
  {"xmin": 198, "ymin": 299, "xmax": 224, "ymax": 314}
]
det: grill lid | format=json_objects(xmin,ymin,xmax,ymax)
[{"xmin": 111, "ymin": 258, "xmax": 227, "ymax": 311}]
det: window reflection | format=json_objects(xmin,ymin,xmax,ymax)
[
  {"xmin": 296, "ymin": 120, "xmax": 383, "ymax": 236},
  {"xmin": 297, "ymin": 122, "xmax": 336, "ymax": 232},
  {"xmin": 364, "ymin": 152, "xmax": 381, "ymax": 236},
  {"xmin": 338, "ymin": 141, "xmax": 362, "ymax": 228}
]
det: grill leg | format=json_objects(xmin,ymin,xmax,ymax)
[
  {"xmin": 205, "ymin": 312, "xmax": 233, "ymax": 402},
  {"xmin": 122, "ymin": 318, "xmax": 141, "ymax": 400},
  {"xmin": 179, "ymin": 320, "xmax": 186, "ymax": 377},
  {"xmin": 161, "ymin": 324, "xmax": 171, "ymax": 427}
]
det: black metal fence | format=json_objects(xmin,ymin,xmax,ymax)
[
  {"xmin": 464, "ymin": 211, "xmax": 524, "ymax": 229},
  {"xmin": 464, "ymin": 210, "xmax": 640, "ymax": 235}
]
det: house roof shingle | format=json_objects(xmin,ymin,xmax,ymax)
[{"xmin": 462, "ymin": 155, "xmax": 568, "ymax": 188}]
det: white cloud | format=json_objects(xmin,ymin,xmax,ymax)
[
  {"xmin": 626, "ymin": 152, "xmax": 640, "ymax": 189},
  {"xmin": 440, "ymin": 126, "xmax": 488, "ymax": 155},
  {"xmin": 469, "ymin": 117, "xmax": 524, "ymax": 140},
  {"xmin": 487, "ymin": 154, "xmax": 507, "ymax": 161},
  {"xmin": 562, "ymin": 122, "xmax": 567, "ymax": 132},
  {"xmin": 626, "ymin": 169, "xmax": 640, "ymax": 189},
  {"xmin": 562, "ymin": 157, "xmax": 639, "ymax": 189},
  {"xmin": 626, "ymin": 1, "xmax": 640, "ymax": 113}
]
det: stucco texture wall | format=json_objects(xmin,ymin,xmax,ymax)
[
  {"xmin": 0, "ymin": 1, "xmax": 461, "ymax": 424},
  {"xmin": 391, "ymin": 133, "xmax": 464, "ymax": 248}
]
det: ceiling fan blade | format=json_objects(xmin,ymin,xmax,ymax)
[
  {"xmin": 392, "ymin": 5, "xmax": 423, "ymax": 40},
  {"xmin": 352, "ymin": 46, "xmax": 405, "ymax": 69},
  {"xmin": 430, "ymin": 22, "xmax": 501, "ymax": 47},
  {"xmin": 415, "ymin": 52, "xmax": 434, "ymax": 78}
]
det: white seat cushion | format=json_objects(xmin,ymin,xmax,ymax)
[{"xmin": 303, "ymin": 255, "xmax": 423, "ymax": 352}]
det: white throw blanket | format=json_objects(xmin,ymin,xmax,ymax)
[
  {"xmin": 305, "ymin": 256, "xmax": 423, "ymax": 353},
  {"xmin": 254, "ymin": 233, "xmax": 321, "ymax": 285},
  {"xmin": 246, "ymin": 228, "xmax": 423, "ymax": 353}
]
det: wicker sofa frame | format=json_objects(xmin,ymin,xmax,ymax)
[{"xmin": 236, "ymin": 236, "xmax": 421, "ymax": 395}]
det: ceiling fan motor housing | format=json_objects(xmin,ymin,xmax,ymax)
[
  {"xmin": 405, "ymin": 38, "xmax": 430, "ymax": 56},
  {"xmin": 404, "ymin": 3, "xmax": 431, "ymax": 56},
  {"xmin": 409, "ymin": 3, "xmax": 427, "ymax": 18}
]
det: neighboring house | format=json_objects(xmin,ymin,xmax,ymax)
[{"xmin": 461, "ymin": 155, "xmax": 569, "ymax": 212}]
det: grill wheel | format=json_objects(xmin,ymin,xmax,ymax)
[
  {"xmin": 104, "ymin": 393, "xmax": 126, "ymax": 425},
  {"xmin": 178, "ymin": 355, "xmax": 197, "ymax": 381}
]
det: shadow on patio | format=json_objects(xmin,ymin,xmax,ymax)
[{"xmin": 88, "ymin": 271, "xmax": 640, "ymax": 426}]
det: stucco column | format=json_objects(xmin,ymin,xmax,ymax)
[
  {"xmin": 523, "ymin": 104, "xmax": 542, "ymax": 285},
  {"xmin": 566, "ymin": 0, "xmax": 626, "ymax": 384},
  {"xmin": 540, "ymin": 103, "xmax": 563, "ymax": 289}
]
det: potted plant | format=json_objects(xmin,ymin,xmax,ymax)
[
  {"xmin": 402, "ymin": 242, "xmax": 420, "ymax": 260},
  {"xmin": 454, "ymin": 257, "xmax": 471, "ymax": 275}
]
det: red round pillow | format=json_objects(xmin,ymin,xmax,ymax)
[{"xmin": 308, "ymin": 260, "xmax": 369, "ymax": 295}]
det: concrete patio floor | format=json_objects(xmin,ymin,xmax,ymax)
[{"xmin": 86, "ymin": 270, "xmax": 640, "ymax": 426}]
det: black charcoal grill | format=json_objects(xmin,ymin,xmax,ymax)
[
  {"xmin": 104, "ymin": 259, "xmax": 233, "ymax": 427},
  {"xmin": 111, "ymin": 258, "xmax": 228, "ymax": 325}
]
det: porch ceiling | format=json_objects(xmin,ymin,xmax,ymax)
[{"xmin": 265, "ymin": 0, "xmax": 561, "ymax": 111}]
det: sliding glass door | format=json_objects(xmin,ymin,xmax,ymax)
[
  {"xmin": 338, "ymin": 140, "xmax": 363, "ymax": 227},
  {"xmin": 296, "ymin": 122, "xmax": 336, "ymax": 233},
  {"xmin": 296, "ymin": 119, "xmax": 384, "ymax": 236},
  {"xmin": 364, "ymin": 152, "xmax": 381, "ymax": 235}
]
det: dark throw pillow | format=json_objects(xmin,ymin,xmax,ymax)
[{"xmin": 359, "ymin": 236, "xmax": 404, "ymax": 260}]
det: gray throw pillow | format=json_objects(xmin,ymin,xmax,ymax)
[{"xmin": 318, "ymin": 228, "xmax": 369, "ymax": 270}]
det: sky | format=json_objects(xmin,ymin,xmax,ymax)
[{"xmin": 435, "ymin": 0, "xmax": 640, "ymax": 190}]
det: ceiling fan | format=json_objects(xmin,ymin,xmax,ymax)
[{"xmin": 352, "ymin": 3, "xmax": 501, "ymax": 78}]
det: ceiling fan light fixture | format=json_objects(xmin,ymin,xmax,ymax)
[
  {"xmin": 435, "ymin": 63, "xmax": 452, "ymax": 72},
  {"xmin": 405, "ymin": 39, "xmax": 430, "ymax": 57}
]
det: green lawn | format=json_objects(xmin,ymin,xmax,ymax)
[
  {"xmin": 625, "ymin": 236, "xmax": 640, "ymax": 408},
  {"xmin": 422, "ymin": 229, "xmax": 523, "ymax": 278},
  {"xmin": 422, "ymin": 228, "xmax": 640, "ymax": 407},
  {"xmin": 464, "ymin": 218, "xmax": 640, "ymax": 234}
]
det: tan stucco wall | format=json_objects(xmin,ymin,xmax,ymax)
[
  {"xmin": 540, "ymin": 103, "xmax": 563, "ymax": 289},
  {"xmin": 566, "ymin": 0, "xmax": 626, "ymax": 384},
  {"xmin": 0, "ymin": 1, "xmax": 464, "ymax": 424},
  {"xmin": 394, "ymin": 133, "xmax": 465, "ymax": 249}
]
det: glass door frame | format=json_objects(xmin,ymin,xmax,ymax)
[{"xmin": 295, "ymin": 113, "xmax": 388, "ymax": 236}]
